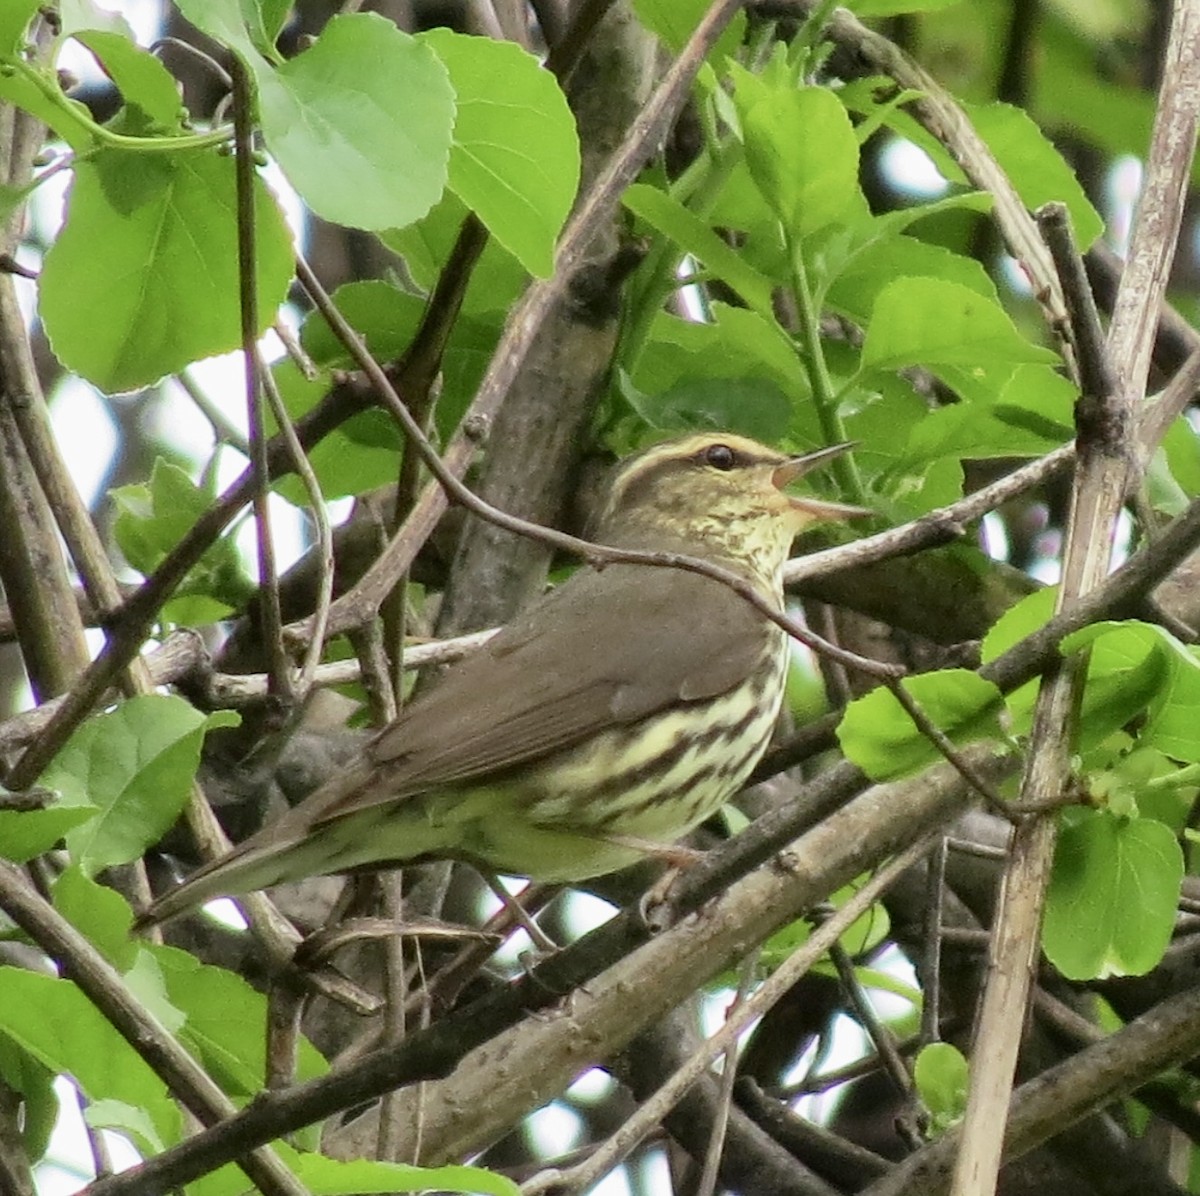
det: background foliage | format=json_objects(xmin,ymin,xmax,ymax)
[{"xmin": 3, "ymin": 1, "xmax": 1200, "ymax": 1194}]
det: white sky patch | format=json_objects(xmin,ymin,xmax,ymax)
[
  {"xmin": 48, "ymin": 376, "xmax": 119, "ymax": 509},
  {"xmin": 878, "ymin": 137, "xmax": 950, "ymax": 199},
  {"xmin": 1108, "ymin": 154, "xmax": 1143, "ymax": 256}
]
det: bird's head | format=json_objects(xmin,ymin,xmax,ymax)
[{"xmin": 594, "ymin": 433, "xmax": 868, "ymax": 583}]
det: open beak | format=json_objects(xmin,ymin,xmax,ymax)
[{"xmin": 772, "ymin": 442, "xmax": 872, "ymax": 521}]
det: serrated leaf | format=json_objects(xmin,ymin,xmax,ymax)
[
  {"xmin": 74, "ymin": 30, "xmax": 186, "ymax": 131},
  {"xmin": 39, "ymin": 149, "xmax": 293, "ymax": 391},
  {"xmin": 965, "ymin": 100, "xmax": 1104, "ymax": 251},
  {"xmin": 861, "ymin": 278, "xmax": 1059, "ymax": 375},
  {"xmin": 256, "ymin": 13, "xmax": 454, "ymax": 231},
  {"xmin": 84, "ymin": 1098, "xmax": 165, "ymax": 1156},
  {"xmin": 420, "ymin": 29, "xmax": 578, "ymax": 277},
  {"xmin": 38, "ymin": 695, "xmax": 238, "ymax": 876},
  {"xmin": 1044, "ymin": 811, "xmax": 1182, "ymax": 980},
  {"xmin": 836, "ymin": 669, "xmax": 1004, "ymax": 780},
  {"xmin": 0, "ymin": 968, "xmax": 181, "ymax": 1144},
  {"xmin": 110, "ymin": 459, "xmax": 252, "ymax": 617},
  {"xmin": 733, "ymin": 72, "xmax": 863, "ymax": 238},
  {"xmin": 52, "ymin": 867, "xmax": 138, "ymax": 971},
  {"xmin": 152, "ymin": 945, "xmax": 327, "ymax": 1102}
]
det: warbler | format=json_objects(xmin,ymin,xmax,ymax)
[{"xmin": 137, "ymin": 433, "xmax": 866, "ymax": 927}]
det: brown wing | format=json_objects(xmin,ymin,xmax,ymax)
[{"xmin": 317, "ymin": 563, "xmax": 775, "ymax": 822}]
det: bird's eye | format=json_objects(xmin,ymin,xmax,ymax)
[{"xmin": 703, "ymin": 444, "xmax": 736, "ymax": 470}]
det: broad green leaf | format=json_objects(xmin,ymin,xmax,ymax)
[
  {"xmin": 0, "ymin": 803, "xmax": 94, "ymax": 863},
  {"xmin": 861, "ymin": 278, "xmax": 1059, "ymax": 375},
  {"xmin": 1044, "ymin": 811, "xmax": 1182, "ymax": 979},
  {"xmin": 853, "ymin": 0, "xmax": 963, "ymax": 11},
  {"xmin": 420, "ymin": 29, "xmax": 579, "ymax": 278},
  {"xmin": 914, "ymin": 1042, "xmax": 968, "ymax": 1133},
  {"xmin": 171, "ymin": 0, "xmax": 261, "ymax": 62},
  {"xmin": 634, "ymin": 306, "xmax": 812, "ymax": 428},
  {"xmin": 631, "ymin": 0, "xmax": 745, "ymax": 59},
  {"xmin": 836, "ymin": 669, "xmax": 1004, "ymax": 780},
  {"xmin": 39, "ymin": 148, "xmax": 293, "ymax": 392},
  {"xmin": 299, "ymin": 280, "xmax": 425, "ymax": 369},
  {"xmin": 52, "ymin": 867, "xmax": 139, "ymax": 972},
  {"xmin": 0, "ymin": 1036, "xmax": 57, "ymax": 1162},
  {"xmin": 74, "ymin": 30, "xmax": 185, "ymax": 131},
  {"xmin": 828, "ymin": 233, "xmax": 996, "ymax": 325},
  {"xmin": 0, "ymin": 0, "xmax": 39, "ymax": 55},
  {"xmin": 965, "ymin": 100, "xmax": 1103, "ymax": 250},
  {"xmin": 0, "ymin": 968, "xmax": 181, "ymax": 1143},
  {"xmin": 619, "ymin": 373, "xmax": 793, "ymax": 443},
  {"xmin": 257, "ymin": 13, "xmax": 454, "ymax": 231},
  {"xmin": 152, "ymin": 946, "xmax": 328, "ymax": 1101},
  {"xmin": 904, "ymin": 365, "xmax": 1074, "ymax": 464},
  {"xmin": 623, "ymin": 183, "xmax": 775, "ymax": 314},
  {"xmin": 380, "ymin": 189, "xmax": 527, "ymax": 314},
  {"xmin": 111, "ymin": 459, "xmax": 252, "ymax": 621},
  {"xmin": 733, "ymin": 72, "xmax": 863, "ymax": 239},
  {"xmin": 84, "ymin": 1099, "xmax": 166, "ymax": 1156},
  {"xmin": 982, "ymin": 586, "xmax": 1056, "ymax": 662},
  {"xmin": 39, "ymin": 694, "xmax": 237, "ymax": 876},
  {"xmin": 1062, "ymin": 621, "xmax": 1181, "ymax": 752},
  {"xmin": 287, "ymin": 1150, "xmax": 519, "ymax": 1195}
]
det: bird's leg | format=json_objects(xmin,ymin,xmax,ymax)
[{"xmin": 483, "ymin": 872, "xmax": 559, "ymax": 953}]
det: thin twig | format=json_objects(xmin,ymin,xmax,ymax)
[
  {"xmin": 519, "ymin": 833, "xmax": 940, "ymax": 1195},
  {"xmin": 0, "ymin": 863, "xmax": 308, "ymax": 1196},
  {"xmin": 231, "ymin": 57, "xmax": 290, "ymax": 705}
]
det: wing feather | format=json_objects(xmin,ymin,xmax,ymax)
[{"xmin": 317, "ymin": 563, "xmax": 774, "ymax": 821}]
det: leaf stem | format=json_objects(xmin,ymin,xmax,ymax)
[{"xmin": 787, "ymin": 233, "xmax": 865, "ymax": 500}]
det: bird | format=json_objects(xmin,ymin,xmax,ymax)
[{"xmin": 136, "ymin": 432, "xmax": 867, "ymax": 928}]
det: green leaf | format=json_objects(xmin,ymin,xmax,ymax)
[
  {"xmin": 52, "ymin": 867, "xmax": 138, "ymax": 971},
  {"xmin": 0, "ymin": 1036, "xmax": 57, "ymax": 1162},
  {"xmin": 39, "ymin": 148, "xmax": 293, "ymax": 391},
  {"xmin": 171, "ymin": 0, "xmax": 261, "ymax": 62},
  {"xmin": 287, "ymin": 1150, "xmax": 519, "ymax": 1195},
  {"xmin": 1062, "ymin": 621, "xmax": 1181, "ymax": 752},
  {"xmin": 861, "ymin": 278, "xmax": 1059, "ymax": 376},
  {"xmin": 38, "ymin": 695, "xmax": 237, "ymax": 876},
  {"xmin": 74, "ymin": 30, "xmax": 186, "ymax": 131},
  {"xmin": 828, "ymin": 232, "xmax": 997, "ymax": 326},
  {"xmin": 903, "ymin": 365, "xmax": 1075, "ymax": 464},
  {"xmin": 0, "ymin": 968, "xmax": 181, "ymax": 1144},
  {"xmin": 733, "ymin": 73, "xmax": 863, "ymax": 239},
  {"xmin": 623, "ymin": 183, "xmax": 775, "ymax": 314},
  {"xmin": 633, "ymin": 305, "xmax": 813, "ymax": 441},
  {"xmin": 837, "ymin": 669, "xmax": 1004, "ymax": 780},
  {"xmin": 1044, "ymin": 811, "xmax": 1183, "ymax": 980},
  {"xmin": 85, "ymin": 1098, "xmax": 167, "ymax": 1156},
  {"xmin": 965, "ymin": 100, "xmax": 1103, "ymax": 251},
  {"xmin": 419, "ymin": 29, "xmax": 579, "ymax": 277},
  {"xmin": 111, "ymin": 459, "xmax": 253, "ymax": 620},
  {"xmin": 0, "ymin": 0, "xmax": 40, "ymax": 56},
  {"xmin": 152, "ymin": 945, "xmax": 327, "ymax": 1102},
  {"xmin": 0, "ymin": 803, "xmax": 95, "ymax": 863},
  {"xmin": 619, "ymin": 373, "xmax": 793, "ymax": 443},
  {"xmin": 257, "ymin": 13, "xmax": 454, "ymax": 231},
  {"xmin": 914, "ymin": 1042, "xmax": 969, "ymax": 1133},
  {"xmin": 631, "ymin": 0, "xmax": 745, "ymax": 59}
]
